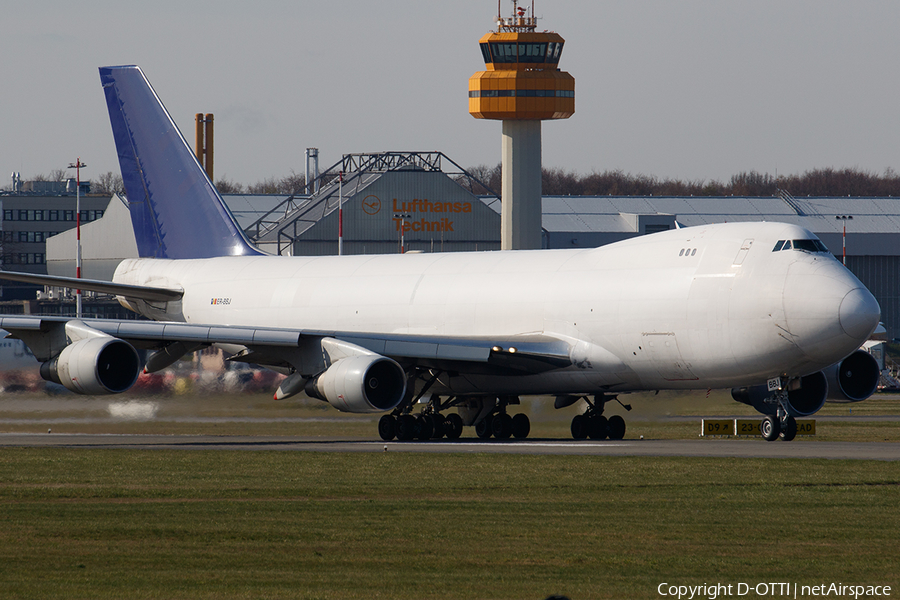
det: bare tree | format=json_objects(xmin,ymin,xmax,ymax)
[
  {"xmin": 29, "ymin": 169, "xmax": 69, "ymax": 183},
  {"xmin": 215, "ymin": 177, "xmax": 245, "ymax": 194},
  {"xmin": 168, "ymin": 165, "xmax": 900, "ymax": 199},
  {"xmin": 246, "ymin": 171, "xmax": 306, "ymax": 194},
  {"xmin": 278, "ymin": 171, "xmax": 306, "ymax": 194},
  {"xmin": 457, "ymin": 163, "xmax": 502, "ymax": 195},
  {"xmin": 92, "ymin": 171, "xmax": 125, "ymax": 196}
]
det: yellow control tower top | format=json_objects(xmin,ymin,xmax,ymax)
[{"xmin": 469, "ymin": 1, "xmax": 574, "ymax": 120}]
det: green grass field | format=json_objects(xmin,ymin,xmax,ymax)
[
  {"xmin": 0, "ymin": 450, "xmax": 898, "ymax": 600},
  {"xmin": 0, "ymin": 389, "xmax": 898, "ymax": 598}
]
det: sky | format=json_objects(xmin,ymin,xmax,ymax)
[{"xmin": 3, "ymin": 1, "xmax": 899, "ymax": 188}]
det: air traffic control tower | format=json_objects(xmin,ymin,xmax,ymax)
[{"xmin": 469, "ymin": 1, "xmax": 574, "ymax": 249}]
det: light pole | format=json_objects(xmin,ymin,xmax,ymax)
[
  {"xmin": 68, "ymin": 159, "xmax": 87, "ymax": 318},
  {"xmin": 393, "ymin": 213, "xmax": 411, "ymax": 254},
  {"xmin": 338, "ymin": 171, "xmax": 343, "ymax": 256},
  {"xmin": 836, "ymin": 215, "xmax": 852, "ymax": 266}
]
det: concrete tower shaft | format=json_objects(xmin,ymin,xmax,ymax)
[{"xmin": 501, "ymin": 121, "xmax": 542, "ymax": 250}]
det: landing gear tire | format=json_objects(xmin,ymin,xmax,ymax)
[
  {"xmin": 396, "ymin": 414, "xmax": 417, "ymax": 441},
  {"xmin": 587, "ymin": 415, "xmax": 609, "ymax": 440},
  {"xmin": 511, "ymin": 413, "xmax": 531, "ymax": 439},
  {"xmin": 761, "ymin": 415, "xmax": 781, "ymax": 441},
  {"xmin": 428, "ymin": 414, "xmax": 444, "ymax": 439},
  {"xmin": 780, "ymin": 416, "xmax": 798, "ymax": 442},
  {"xmin": 571, "ymin": 414, "xmax": 588, "ymax": 439},
  {"xmin": 491, "ymin": 413, "xmax": 513, "ymax": 439},
  {"xmin": 444, "ymin": 413, "xmax": 463, "ymax": 439},
  {"xmin": 416, "ymin": 414, "xmax": 434, "ymax": 440},
  {"xmin": 607, "ymin": 415, "xmax": 626, "ymax": 440},
  {"xmin": 475, "ymin": 415, "xmax": 493, "ymax": 439},
  {"xmin": 378, "ymin": 415, "xmax": 396, "ymax": 441}
]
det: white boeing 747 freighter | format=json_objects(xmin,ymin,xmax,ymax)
[{"xmin": 0, "ymin": 66, "xmax": 881, "ymax": 442}]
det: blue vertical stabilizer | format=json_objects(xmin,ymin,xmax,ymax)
[{"xmin": 99, "ymin": 65, "xmax": 262, "ymax": 259}]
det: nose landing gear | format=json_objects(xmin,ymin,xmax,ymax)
[
  {"xmin": 760, "ymin": 413, "xmax": 798, "ymax": 442},
  {"xmin": 758, "ymin": 382, "xmax": 802, "ymax": 442}
]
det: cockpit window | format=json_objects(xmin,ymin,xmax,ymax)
[
  {"xmin": 792, "ymin": 240, "xmax": 819, "ymax": 252},
  {"xmin": 772, "ymin": 239, "xmax": 830, "ymax": 253},
  {"xmin": 792, "ymin": 239, "xmax": 830, "ymax": 253}
]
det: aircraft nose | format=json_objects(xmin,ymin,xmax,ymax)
[
  {"xmin": 782, "ymin": 259, "xmax": 880, "ymax": 363},
  {"xmin": 839, "ymin": 287, "xmax": 881, "ymax": 341}
]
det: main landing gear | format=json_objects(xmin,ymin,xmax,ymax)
[
  {"xmin": 473, "ymin": 399, "xmax": 531, "ymax": 440},
  {"xmin": 377, "ymin": 391, "xmax": 532, "ymax": 442},
  {"xmin": 378, "ymin": 409, "xmax": 463, "ymax": 442},
  {"xmin": 378, "ymin": 369, "xmax": 467, "ymax": 441},
  {"xmin": 569, "ymin": 394, "xmax": 629, "ymax": 440}
]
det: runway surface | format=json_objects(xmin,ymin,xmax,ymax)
[{"xmin": 1, "ymin": 433, "xmax": 898, "ymax": 460}]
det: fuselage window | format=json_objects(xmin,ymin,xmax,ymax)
[
  {"xmin": 773, "ymin": 240, "xmax": 785, "ymax": 252},
  {"xmin": 679, "ymin": 249, "xmax": 684, "ymax": 256},
  {"xmin": 691, "ymin": 248, "xmax": 697, "ymax": 256}
]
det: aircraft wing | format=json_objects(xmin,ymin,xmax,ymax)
[
  {"xmin": 0, "ymin": 315, "xmax": 573, "ymax": 375},
  {"xmin": 0, "ymin": 270, "xmax": 183, "ymax": 302}
]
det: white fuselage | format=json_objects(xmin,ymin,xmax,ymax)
[{"xmin": 112, "ymin": 221, "xmax": 878, "ymax": 397}]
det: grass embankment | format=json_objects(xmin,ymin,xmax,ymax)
[{"xmin": 0, "ymin": 450, "xmax": 898, "ymax": 599}]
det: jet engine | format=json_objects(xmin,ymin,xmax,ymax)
[
  {"xmin": 823, "ymin": 349, "xmax": 880, "ymax": 403},
  {"xmin": 40, "ymin": 337, "xmax": 141, "ymax": 395},
  {"xmin": 304, "ymin": 354, "xmax": 406, "ymax": 413},
  {"xmin": 731, "ymin": 371, "xmax": 828, "ymax": 417}
]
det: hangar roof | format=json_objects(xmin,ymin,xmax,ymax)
[{"xmin": 531, "ymin": 195, "xmax": 900, "ymax": 235}]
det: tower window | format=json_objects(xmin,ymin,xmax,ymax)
[{"xmin": 480, "ymin": 43, "xmax": 492, "ymax": 63}]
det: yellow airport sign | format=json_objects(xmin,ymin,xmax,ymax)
[
  {"xmin": 796, "ymin": 420, "xmax": 816, "ymax": 435},
  {"xmin": 701, "ymin": 419, "xmax": 734, "ymax": 436},
  {"xmin": 735, "ymin": 419, "xmax": 761, "ymax": 436}
]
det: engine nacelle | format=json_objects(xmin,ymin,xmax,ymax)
[
  {"xmin": 731, "ymin": 371, "xmax": 828, "ymax": 417},
  {"xmin": 304, "ymin": 354, "xmax": 406, "ymax": 413},
  {"xmin": 824, "ymin": 349, "xmax": 880, "ymax": 403},
  {"xmin": 40, "ymin": 337, "xmax": 141, "ymax": 395}
]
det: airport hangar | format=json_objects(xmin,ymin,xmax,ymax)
[{"xmin": 25, "ymin": 151, "xmax": 900, "ymax": 340}]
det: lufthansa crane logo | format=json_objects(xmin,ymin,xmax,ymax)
[{"xmin": 362, "ymin": 195, "xmax": 381, "ymax": 215}]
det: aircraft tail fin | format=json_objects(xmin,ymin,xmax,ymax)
[{"xmin": 99, "ymin": 65, "xmax": 261, "ymax": 259}]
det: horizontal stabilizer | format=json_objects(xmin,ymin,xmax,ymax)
[{"xmin": 0, "ymin": 270, "xmax": 183, "ymax": 302}]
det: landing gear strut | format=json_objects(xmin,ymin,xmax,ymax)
[{"xmin": 570, "ymin": 394, "xmax": 629, "ymax": 440}]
